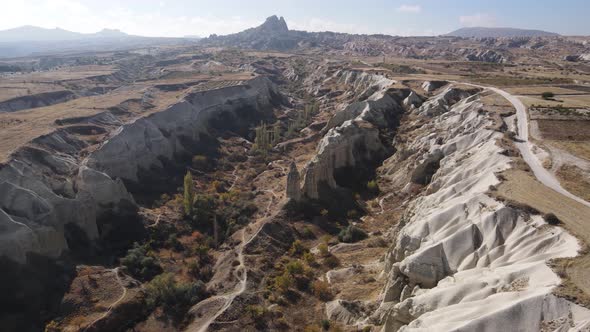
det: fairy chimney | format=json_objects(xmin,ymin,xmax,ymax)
[{"xmin": 286, "ymin": 161, "xmax": 301, "ymax": 201}]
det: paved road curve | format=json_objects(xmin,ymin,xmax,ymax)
[{"xmin": 489, "ymin": 86, "xmax": 590, "ymax": 209}]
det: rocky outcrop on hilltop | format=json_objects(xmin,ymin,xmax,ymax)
[
  {"xmin": 417, "ymin": 85, "xmax": 479, "ymax": 117},
  {"xmin": 203, "ymin": 15, "xmax": 299, "ymax": 51},
  {"xmin": 201, "ymin": 16, "xmax": 587, "ymax": 63},
  {"xmin": 372, "ymin": 88, "xmax": 590, "ymax": 331},
  {"xmin": 564, "ymin": 53, "xmax": 590, "ymax": 62},
  {"xmin": 420, "ymin": 81, "xmax": 448, "ymax": 93},
  {"xmin": 463, "ymin": 49, "xmax": 507, "ymax": 63},
  {"xmin": 0, "ymin": 76, "xmax": 281, "ymax": 263}
]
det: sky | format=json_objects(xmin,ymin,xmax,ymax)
[{"xmin": 0, "ymin": 0, "xmax": 589, "ymax": 37}]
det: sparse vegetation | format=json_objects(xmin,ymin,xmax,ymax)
[
  {"xmin": 301, "ymin": 226, "xmax": 316, "ymax": 239},
  {"xmin": 338, "ymin": 225, "xmax": 368, "ymax": 243},
  {"xmin": 145, "ymin": 273, "xmax": 206, "ymax": 318},
  {"xmin": 312, "ymin": 279, "xmax": 333, "ymax": 301},
  {"xmin": 323, "ymin": 255, "xmax": 340, "ymax": 268},
  {"xmin": 121, "ymin": 243, "xmax": 162, "ymax": 281},
  {"xmin": 544, "ymin": 212, "xmax": 561, "ymax": 225},
  {"xmin": 183, "ymin": 171, "xmax": 195, "ymax": 217},
  {"xmin": 376, "ymin": 62, "xmax": 426, "ymax": 74},
  {"xmin": 366, "ymin": 180, "xmax": 379, "ymax": 194},
  {"xmin": 289, "ymin": 240, "xmax": 308, "ymax": 257},
  {"xmin": 274, "ymin": 271, "xmax": 294, "ymax": 295},
  {"xmin": 542, "ymin": 91, "xmax": 555, "ymax": 100}
]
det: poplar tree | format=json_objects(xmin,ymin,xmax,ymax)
[{"xmin": 183, "ymin": 171, "xmax": 195, "ymax": 217}]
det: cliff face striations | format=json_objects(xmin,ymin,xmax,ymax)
[
  {"xmin": 302, "ymin": 70, "xmax": 409, "ymax": 200},
  {"xmin": 0, "ymin": 77, "xmax": 281, "ymax": 263},
  {"xmin": 374, "ymin": 89, "xmax": 590, "ymax": 331}
]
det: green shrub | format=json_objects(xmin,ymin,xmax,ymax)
[
  {"xmin": 121, "ymin": 243, "xmax": 162, "ymax": 281},
  {"xmin": 183, "ymin": 171, "xmax": 195, "ymax": 217},
  {"xmin": 145, "ymin": 273, "xmax": 206, "ymax": 316},
  {"xmin": 323, "ymin": 255, "xmax": 340, "ymax": 268},
  {"xmin": 187, "ymin": 259, "xmax": 213, "ymax": 282},
  {"xmin": 301, "ymin": 226, "xmax": 316, "ymax": 239},
  {"xmin": 544, "ymin": 213, "xmax": 561, "ymax": 225},
  {"xmin": 338, "ymin": 225, "xmax": 368, "ymax": 243},
  {"xmin": 274, "ymin": 272, "xmax": 294, "ymax": 294},
  {"xmin": 303, "ymin": 252, "xmax": 317, "ymax": 266},
  {"xmin": 246, "ymin": 305, "xmax": 269, "ymax": 328},
  {"xmin": 366, "ymin": 180, "xmax": 379, "ymax": 194},
  {"xmin": 211, "ymin": 180, "xmax": 226, "ymax": 193},
  {"xmin": 321, "ymin": 319, "xmax": 331, "ymax": 331},
  {"xmin": 190, "ymin": 194, "xmax": 216, "ymax": 227},
  {"xmin": 312, "ymin": 280, "xmax": 333, "ymax": 301},
  {"xmin": 285, "ymin": 260, "xmax": 304, "ymax": 275},
  {"xmin": 165, "ymin": 234, "xmax": 184, "ymax": 251},
  {"xmin": 541, "ymin": 91, "xmax": 555, "ymax": 100},
  {"xmin": 289, "ymin": 240, "xmax": 307, "ymax": 257},
  {"xmin": 318, "ymin": 242, "xmax": 330, "ymax": 257}
]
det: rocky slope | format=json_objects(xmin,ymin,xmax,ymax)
[
  {"xmin": 201, "ymin": 16, "xmax": 588, "ymax": 63},
  {"xmin": 301, "ymin": 70, "xmax": 407, "ymax": 200},
  {"xmin": 372, "ymin": 87, "xmax": 590, "ymax": 330},
  {"xmin": 0, "ymin": 76, "xmax": 281, "ymax": 263},
  {"xmin": 0, "ymin": 90, "xmax": 77, "ymax": 113},
  {"xmin": 447, "ymin": 27, "xmax": 559, "ymax": 38}
]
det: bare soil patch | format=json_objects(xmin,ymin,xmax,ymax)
[
  {"xmin": 535, "ymin": 120, "xmax": 590, "ymax": 140},
  {"xmin": 555, "ymin": 164, "xmax": 590, "ymax": 202}
]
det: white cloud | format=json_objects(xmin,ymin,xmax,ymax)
[
  {"xmin": 0, "ymin": 1, "xmax": 436, "ymax": 37},
  {"xmin": 396, "ymin": 5, "xmax": 422, "ymax": 13},
  {"xmin": 0, "ymin": 0, "xmax": 260, "ymax": 37},
  {"xmin": 459, "ymin": 13, "xmax": 497, "ymax": 27}
]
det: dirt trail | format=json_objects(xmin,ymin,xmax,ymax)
[
  {"xmin": 191, "ymin": 181, "xmax": 279, "ymax": 332},
  {"xmin": 83, "ymin": 268, "xmax": 127, "ymax": 332}
]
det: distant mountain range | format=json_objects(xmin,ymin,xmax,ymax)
[
  {"xmin": 0, "ymin": 25, "xmax": 130, "ymax": 42},
  {"xmin": 0, "ymin": 26, "xmax": 197, "ymax": 58},
  {"xmin": 446, "ymin": 27, "xmax": 559, "ymax": 38},
  {"xmin": 0, "ymin": 18, "xmax": 578, "ymax": 60}
]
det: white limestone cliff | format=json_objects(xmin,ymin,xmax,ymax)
[
  {"xmin": 375, "ymin": 91, "xmax": 590, "ymax": 331},
  {"xmin": 301, "ymin": 71, "xmax": 408, "ymax": 200}
]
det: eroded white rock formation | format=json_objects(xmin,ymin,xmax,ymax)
[
  {"xmin": 375, "ymin": 90, "xmax": 590, "ymax": 331},
  {"xmin": 303, "ymin": 119, "xmax": 387, "ymax": 199},
  {"xmin": 301, "ymin": 71, "xmax": 411, "ymax": 200}
]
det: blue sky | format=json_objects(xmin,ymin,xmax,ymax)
[{"xmin": 1, "ymin": 0, "xmax": 589, "ymax": 37}]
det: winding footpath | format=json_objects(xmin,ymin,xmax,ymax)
[
  {"xmin": 83, "ymin": 268, "xmax": 127, "ymax": 332},
  {"xmin": 193, "ymin": 186, "xmax": 279, "ymax": 332}
]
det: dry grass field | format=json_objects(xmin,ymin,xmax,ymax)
[{"xmin": 496, "ymin": 169, "xmax": 590, "ymax": 304}]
